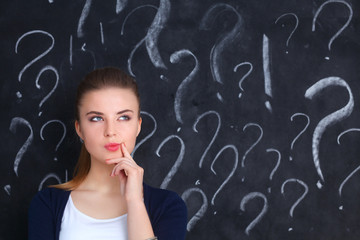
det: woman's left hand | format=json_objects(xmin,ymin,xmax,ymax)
[
  {"xmin": 105, "ymin": 143, "xmax": 144, "ymax": 202},
  {"xmin": 106, "ymin": 144, "xmax": 155, "ymax": 239}
]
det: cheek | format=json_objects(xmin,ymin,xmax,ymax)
[
  {"xmin": 82, "ymin": 132, "xmax": 102, "ymax": 157},
  {"xmin": 124, "ymin": 126, "xmax": 140, "ymax": 152},
  {"xmin": 126, "ymin": 130, "xmax": 138, "ymax": 143},
  {"xmin": 132, "ymin": 125, "xmax": 141, "ymax": 139},
  {"xmin": 82, "ymin": 134, "xmax": 96, "ymax": 149},
  {"xmin": 80, "ymin": 124, "xmax": 102, "ymax": 142}
]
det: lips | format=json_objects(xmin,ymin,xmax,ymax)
[{"xmin": 104, "ymin": 143, "xmax": 121, "ymax": 152}]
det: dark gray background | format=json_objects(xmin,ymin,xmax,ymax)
[{"xmin": 1, "ymin": 0, "xmax": 360, "ymax": 239}]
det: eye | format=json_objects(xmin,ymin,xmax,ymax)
[
  {"xmin": 90, "ymin": 116, "xmax": 103, "ymax": 122},
  {"xmin": 118, "ymin": 115, "xmax": 130, "ymax": 121}
]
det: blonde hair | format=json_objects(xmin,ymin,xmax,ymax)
[{"xmin": 54, "ymin": 67, "xmax": 140, "ymax": 190}]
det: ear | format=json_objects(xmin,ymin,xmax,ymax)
[
  {"xmin": 75, "ymin": 120, "xmax": 84, "ymax": 140},
  {"xmin": 136, "ymin": 117, "xmax": 142, "ymax": 137}
]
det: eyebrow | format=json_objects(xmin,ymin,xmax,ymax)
[{"xmin": 86, "ymin": 109, "xmax": 134, "ymax": 115}]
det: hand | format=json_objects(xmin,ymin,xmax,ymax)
[{"xmin": 105, "ymin": 143, "xmax": 144, "ymax": 202}]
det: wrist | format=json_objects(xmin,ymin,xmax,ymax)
[
  {"xmin": 126, "ymin": 197, "xmax": 145, "ymax": 208},
  {"xmin": 125, "ymin": 193, "xmax": 143, "ymax": 203}
]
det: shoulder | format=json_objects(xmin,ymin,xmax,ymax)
[
  {"xmin": 29, "ymin": 187, "xmax": 70, "ymax": 214},
  {"xmin": 144, "ymin": 183, "xmax": 186, "ymax": 210},
  {"xmin": 28, "ymin": 188, "xmax": 70, "ymax": 239},
  {"xmin": 31, "ymin": 187, "xmax": 70, "ymax": 204},
  {"xmin": 143, "ymin": 183, "xmax": 187, "ymax": 220},
  {"xmin": 143, "ymin": 183, "xmax": 188, "ymax": 239}
]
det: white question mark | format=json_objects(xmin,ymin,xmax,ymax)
[
  {"xmin": 200, "ymin": 3, "xmax": 243, "ymax": 102},
  {"xmin": 38, "ymin": 170, "xmax": 68, "ymax": 191},
  {"xmin": 145, "ymin": 0, "xmax": 170, "ymax": 69},
  {"xmin": 240, "ymin": 192, "xmax": 268, "ymax": 235},
  {"xmin": 156, "ymin": 135, "xmax": 185, "ymax": 189},
  {"xmin": 210, "ymin": 144, "xmax": 239, "ymax": 205},
  {"xmin": 181, "ymin": 187, "xmax": 208, "ymax": 232},
  {"xmin": 193, "ymin": 110, "xmax": 221, "ymax": 168},
  {"xmin": 5, "ymin": 117, "xmax": 34, "ymax": 195},
  {"xmin": 233, "ymin": 62, "xmax": 253, "ymax": 98},
  {"xmin": 9, "ymin": 117, "xmax": 34, "ymax": 176},
  {"xmin": 305, "ymin": 77, "xmax": 354, "ymax": 186},
  {"xmin": 132, "ymin": 111, "xmax": 157, "ymax": 157},
  {"xmin": 121, "ymin": 4, "xmax": 158, "ymax": 76},
  {"xmin": 170, "ymin": 49, "xmax": 200, "ymax": 124},
  {"xmin": 275, "ymin": 13, "xmax": 299, "ymax": 54},
  {"xmin": 40, "ymin": 120, "xmax": 67, "ymax": 161},
  {"xmin": 35, "ymin": 66, "xmax": 59, "ymax": 116},
  {"xmin": 337, "ymin": 128, "xmax": 360, "ymax": 199},
  {"xmin": 241, "ymin": 123, "xmax": 263, "ymax": 168},
  {"xmin": 266, "ymin": 148, "xmax": 281, "ymax": 193},
  {"xmin": 312, "ymin": 0, "xmax": 353, "ymax": 58},
  {"xmin": 15, "ymin": 30, "xmax": 54, "ymax": 88},
  {"xmin": 289, "ymin": 113, "xmax": 310, "ymax": 161},
  {"xmin": 281, "ymin": 178, "xmax": 309, "ymax": 219}
]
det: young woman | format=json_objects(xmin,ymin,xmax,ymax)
[{"xmin": 28, "ymin": 67, "xmax": 187, "ymax": 240}]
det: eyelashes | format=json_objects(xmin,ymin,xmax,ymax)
[
  {"xmin": 89, "ymin": 116, "xmax": 103, "ymax": 122},
  {"xmin": 119, "ymin": 115, "xmax": 130, "ymax": 121},
  {"xmin": 88, "ymin": 115, "xmax": 131, "ymax": 122}
]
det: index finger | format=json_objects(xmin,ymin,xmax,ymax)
[{"xmin": 121, "ymin": 142, "xmax": 132, "ymax": 158}]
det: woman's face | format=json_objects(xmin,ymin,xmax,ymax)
[{"xmin": 75, "ymin": 87, "xmax": 141, "ymax": 163}]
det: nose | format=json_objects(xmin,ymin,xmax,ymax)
[{"xmin": 104, "ymin": 121, "xmax": 116, "ymax": 137}]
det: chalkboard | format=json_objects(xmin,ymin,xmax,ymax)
[{"xmin": 1, "ymin": 0, "xmax": 360, "ymax": 239}]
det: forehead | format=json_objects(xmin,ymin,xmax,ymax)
[{"xmin": 79, "ymin": 87, "xmax": 139, "ymax": 110}]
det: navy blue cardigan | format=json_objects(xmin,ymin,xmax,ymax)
[{"xmin": 28, "ymin": 183, "xmax": 187, "ymax": 240}]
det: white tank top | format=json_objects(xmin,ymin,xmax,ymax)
[{"xmin": 59, "ymin": 195, "xmax": 128, "ymax": 240}]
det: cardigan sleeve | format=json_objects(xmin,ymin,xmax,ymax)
[
  {"xmin": 28, "ymin": 188, "xmax": 69, "ymax": 240},
  {"xmin": 28, "ymin": 188, "xmax": 56, "ymax": 240},
  {"xmin": 154, "ymin": 193, "xmax": 187, "ymax": 240},
  {"xmin": 144, "ymin": 184, "xmax": 188, "ymax": 240}
]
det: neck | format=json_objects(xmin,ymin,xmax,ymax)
[{"xmin": 79, "ymin": 157, "xmax": 121, "ymax": 193}]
